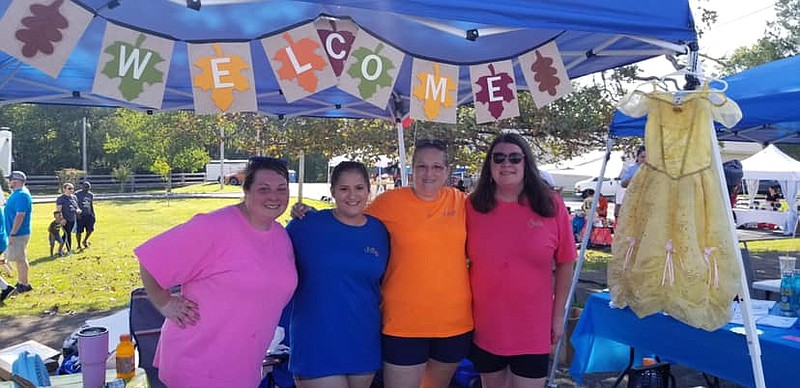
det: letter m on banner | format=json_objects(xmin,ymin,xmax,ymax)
[{"xmin": 410, "ymin": 59, "xmax": 458, "ymax": 124}]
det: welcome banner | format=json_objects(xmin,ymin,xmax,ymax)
[
  {"xmin": 519, "ymin": 41, "xmax": 573, "ymax": 108},
  {"xmin": 188, "ymin": 42, "xmax": 257, "ymax": 114},
  {"xmin": 337, "ymin": 29, "xmax": 405, "ymax": 109},
  {"xmin": 92, "ymin": 23, "xmax": 174, "ymax": 109},
  {"xmin": 470, "ymin": 60, "xmax": 520, "ymax": 124}
]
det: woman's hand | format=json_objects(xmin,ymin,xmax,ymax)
[
  {"xmin": 157, "ymin": 294, "xmax": 200, "ymax": 328},
  {"xmin": 290, "ymin": 203, "xmax": 317, "ymax": 219}
]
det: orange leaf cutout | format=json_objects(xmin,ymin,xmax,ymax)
[
  {"xmin": 412, "ymin": 64, "xmax": 456, "ymax": 120},
  {"xmin": 273, "ymin": 32, "xmax": 328, "ymax": 92},
  {"xmin": 193, "ymin": 44, "xmax": 251, "ymax": 111}
]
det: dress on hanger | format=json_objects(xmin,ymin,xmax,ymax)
[{"xmin": 609, "ymin": 87, "xmax": 743, "ymax": 331}]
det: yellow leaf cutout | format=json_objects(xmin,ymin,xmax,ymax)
[
  {"xmin": 412, "ymin": 64, "xmax": 456, "ymax": 120},
  {"xmin": 193, "ymin": 44, "xmax": 251, "ymax": 111}
]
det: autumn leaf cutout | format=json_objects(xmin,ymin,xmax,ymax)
[
  {"xmin": 475, "ymin": 64, "xmax": 515, "ymax": 119},
  {"xmin": 274, "ymin": 32, "xmax": 328, "ymax": 92},
  {"xmin": 347, "ymin": 43, "xmax": 395, "ymax": 99},
  {"xmin": 193, "ymin": 44, "xmax": 251, "ymax": 112},
  {"xmin": 101, "ymin": 34, "xmax": 165, "ymax": 101},
  {"xmin": 15, "ymin": 0, "xmax": 69, "ymax": 58},
  {"xmin": 531, "ymin": 50, "xmax": 561, "ymax": 96},
  {"xmin": 412, "ymin": 64, "xmax": 456, "ymax": 120}
]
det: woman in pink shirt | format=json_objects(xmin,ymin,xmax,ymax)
[
  {"xmin": 466, "ymin": 133, "xmax": 576, "ymax": 388},
  {"xmin": 135, "ymin": 157, "xmax": 298, "ymax": 388}
]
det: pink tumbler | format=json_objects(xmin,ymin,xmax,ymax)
[{"xmin": 78, "ymin": 326, "xmax": 109, "ymax": 388}]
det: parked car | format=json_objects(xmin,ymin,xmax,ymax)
[
  {"xmin": 224, "ymin": 170, "xmax": 245, "ymax": 185},
  {"xmin": 574, "ymin": 176, "xmax": 619, "ymax": 197}
]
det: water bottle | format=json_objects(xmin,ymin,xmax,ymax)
[
  {"xmin": 793, "ymin": 269, "xmax": 800, "ymax": 316},
  {"xmin": 779, "ymin": 271, "xmax": 796, "ymax": 317}
]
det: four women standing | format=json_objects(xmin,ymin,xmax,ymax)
[{"xmin": 138, "ymin": 134, "xmax": 577, "ymax": 388}]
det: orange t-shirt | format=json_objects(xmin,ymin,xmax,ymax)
[{"xmin": 367, "ymin": 187, "xmax": 473, "ymax": 337}]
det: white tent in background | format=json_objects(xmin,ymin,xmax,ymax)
[
  {"xmin": 539, "ymin": 150, "xmax": 627, "ymax": 190},
  {"xmin": 741, "ymin": 144, "xmax": 800, "ymax": 235}
]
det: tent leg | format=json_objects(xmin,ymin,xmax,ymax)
[{"xmin": 546, "ymin": 137, "xmax": 614, "ymax": 387}]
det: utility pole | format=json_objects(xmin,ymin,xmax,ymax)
[
  {"xmin": 82, "ymin": 117, "xmax": 88, "ymax": 174},
  {"xmin": 219, "ymin": 126, "xmax": 225, "ymax": 190}
]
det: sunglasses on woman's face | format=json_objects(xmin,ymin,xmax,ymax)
[{"xmin": 491, "ymin": 152, "xmax": 524, "ymax": 165}]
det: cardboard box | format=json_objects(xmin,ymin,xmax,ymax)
[{"xmin": 0, "ymin": 340, "xmax": 60, "ymax": 372}]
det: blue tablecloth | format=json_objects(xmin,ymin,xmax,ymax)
[{"xmin": 569, "ymin": 292, "xmax": 800, "ymax": 388}]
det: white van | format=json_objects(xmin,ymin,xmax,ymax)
[{"xmin": 205, "ymin": 159, "xmax": 248, "ymax": 182}]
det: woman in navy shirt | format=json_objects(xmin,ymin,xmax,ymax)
[{"xmin": 286, "ymin": 161, "xmax": 389, "ymax": 388}]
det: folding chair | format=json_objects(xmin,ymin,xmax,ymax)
[{"xmin": 129, "ymin": 287, "xmax": 168, "ymax": 388}]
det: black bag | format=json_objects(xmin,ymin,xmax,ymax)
[{"xmin": 129, "ymin": 288, "xmax": 167, "ymax": 388}]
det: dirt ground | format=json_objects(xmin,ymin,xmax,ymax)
[{"xmin": 0, "ymin": 249, "xmax": 788, "ymax": 387}]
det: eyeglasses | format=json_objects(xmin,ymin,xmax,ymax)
[
  {"xmin": 65, "ymin": 187, "xmax": 74, "ymax": 191},
  {"xmin": 491, "ymin": 152, "xmax": 524, "ymax": 165},
  {"xmin": 414, "ymin": 138, "xmax": 448, "ymax": 151}
]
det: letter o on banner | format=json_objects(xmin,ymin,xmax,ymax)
[{"xmin": 361, "ymin": 54, "xmax": 382, "ymax": 81}]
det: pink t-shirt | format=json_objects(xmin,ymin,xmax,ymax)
[
  {"xmin": 135, "ymin": 205, "xmax": 297, "ymax": 388},
  {"xmin": 467, "ymin": 195, "xmax": 576, "ymax": 355}
]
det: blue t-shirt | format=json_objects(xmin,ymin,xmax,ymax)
[
  {"xmin": 285, "ymin": 210, "xmax": 389, "ymax": 378},
  {"xmin": 5, "ymin": 188, "xmax": 33, "ymax": 237}
]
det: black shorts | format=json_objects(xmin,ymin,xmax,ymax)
[
  {"xmin": 468, "ymin": 343, "xmax": 549, "ymax": 379},
  {"xmin": 382, "ymin": 331, "xmax": 473, "ymax": 366},
  {"xmin": 77, "ymin": 215, "xmax": 95, "ymax": 233}
]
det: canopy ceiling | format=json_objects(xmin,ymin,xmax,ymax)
[
  {"xmin": 0, "ymin": 0, "xmax": 697, "ymax": 119},
  {"xmin": 610, "ymin": 54, "xmax": 800, "ymax": 144}
]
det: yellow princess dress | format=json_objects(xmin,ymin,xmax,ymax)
[{"xmin": 609, "ymin": 87, "xmax": 743, "ymax": 331}]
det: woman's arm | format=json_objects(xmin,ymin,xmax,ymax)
[
  {"xmin": 140, "ymin": 264, "xmax": 199, "ymax": 328},
  {"xmin": 551, "ymin": 261, "xmax": 574, "ymax": 344}
]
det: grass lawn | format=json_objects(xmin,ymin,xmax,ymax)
[{"xmin": 0, "ymin": 196, "xmax": 332, "ymax": 317}]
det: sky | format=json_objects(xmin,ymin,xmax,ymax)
[{"xmin": 635, "ymin": 0, "xmax": 777, "ymax": 78}]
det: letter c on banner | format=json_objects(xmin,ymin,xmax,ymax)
[
  {"xmin": 361, "ymin": 54, "xmax": 382, "ymax": 81},
  {"xmin": 326, "ymin": 33, "xmax": 347, "ymax": 60}
]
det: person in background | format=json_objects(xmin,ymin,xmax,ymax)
[
  {"xmin": 5, "ymin": 171, "xmax": 33, "ymax": 293},
  {"xmin": 286, "ymin": 161, "xmax": 389, "ymax": 388},
  {"xmin": 55, "ymin": 183, "xmax": 81, "ymax": 254},
  {"xmin": 620, "ymin": 146, "xmax": 646, "ymax": 189},
  {"xmin": 293, "ymin": 139, "xmax": 472, "ymax": 388},
  {"xmin": 135, "ymin": 157, "xmax": 298, "ymax": 387},
  {"xmin": 48, "ymin": 211, "xmax": 66, "ymax": 257},
  {"xmin": 467, "ymin": 133, "xmax": 576, "ymax": 388},
  {"xmin": 75, "ymin": 181, "xmax": 96, "ymax": 249},
  {"xmin": 766, "ymin": 185, "xmax": 783, "ymax": 209},
  {"xmin": 0, "ymin": 201, "xmax": 12, "ymax": 303},
  {"xmin": 581, "ymin": 189, "xmax": 608, "ymax": 220}
]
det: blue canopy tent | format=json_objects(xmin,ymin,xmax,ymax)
[
  {"xmin": 610, "ymin": 54, "xmax": 800, "ymax": 144},
  {"xmin": 0, "ymin": 0, "xmax": 698, "ymax": 118}
]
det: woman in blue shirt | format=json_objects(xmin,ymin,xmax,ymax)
[{"xmin": 286, "ymin": 161, "xmax": 389, "ymax": 388}]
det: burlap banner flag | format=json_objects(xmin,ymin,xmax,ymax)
[
  {"xmin": 338, "ymin": 30, "xmax": 404, "ymax": 109},
  {"xmin": 0, "ymin": 0, "xmax": 93, "ymax": 78},
  {"xmin": 469, "ymin": 60, "xmax": 519, "ymax": 124},
  {"xmin": 519, "ymin": 41, "xmax": 573, "ymax": 108},
  {"xmin": 410, "ymin": 59, "xmax": 458, "ymax": 124},
  {"xmin": 91, "ymin": 24, "xmax": 174, "ymax": 109},
  {"xmin": 314, "ymin": 18, "xmax": 358, "ymax": 79},
  {"xmin": 262, "ymin": 23, "xmax": 337, "ymax": 103},
  {"xmin": 188, "ymin": 42, "xmax": 257, "ymax": 114}
]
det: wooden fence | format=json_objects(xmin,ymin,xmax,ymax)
[{"xmin": 25, "ymin": 173, "xmax": 207, "ymax": 193}]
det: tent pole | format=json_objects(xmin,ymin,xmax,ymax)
[
  {"xmin": 547, "ymin": 136, "xmax": 614, "ymax": 387},
  {"xmin": 395, "ymin": 120, "xmax": 408, "ymax": 186}
]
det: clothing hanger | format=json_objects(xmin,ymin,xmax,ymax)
[{"xmin": 658, "ymin": 68, "xmax": 728, "ymax": 93}]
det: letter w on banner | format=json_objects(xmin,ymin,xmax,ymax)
[
  {"xmin": 0, "ymin": 0, "xmax": 93, "ymax": 78},
  {"xmin": 262, "ymin": 22, "xmax": 337, "ymax": 103},
  {"xmin": 188, "ymin": 42, "xmax": 257, "ymax": 114},
  {"xmin": 92, "ymin": 23, "xmax": 174, "ymax": 109},
  {"xmin": 470, "ymin": 60, "xmax": 519, "ymax": 124},
  {"xmin": 410, "ymin": 59, "xmax": 458, "ymax": 124},
  {"xmin": 519, "ymin": 41, "xmax": 573, "ymax": 108}
]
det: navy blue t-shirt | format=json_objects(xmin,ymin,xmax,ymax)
[{"xmin": 286, "ymin": 210, "xmax": 389, "ymax": 378}]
